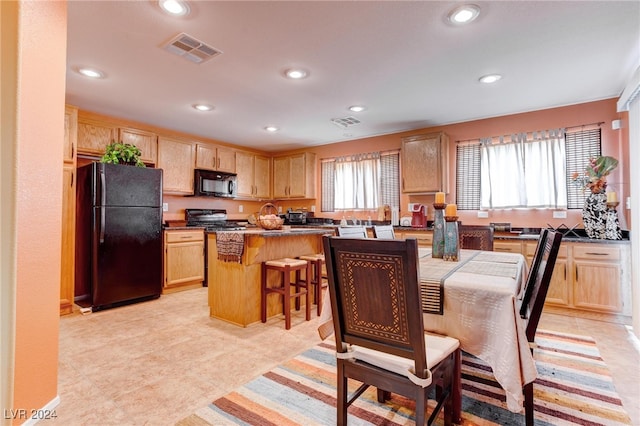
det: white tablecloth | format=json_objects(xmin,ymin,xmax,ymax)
[{"xmin": 318, "ymin": 248, "xmax": 536, "ymax": 413}]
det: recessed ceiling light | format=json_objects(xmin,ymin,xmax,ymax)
[
  {"xmin": 76, "ymin": 67, "xmax": 105, "ymax": 79},
  {"xmin": 158, "ymin": 0, "xmax": 190, "ymax": 16},
  {"xmin": 479, "ymin": 74, "xmax": 502, "ymax": 84},
  {"xmin": 192, "ymin": 104, "xmax": 213, "ymax": 111},
  {"xmin": 348, "ymin": 105, "xmax": 366, "ymax": 112},
  {"xmin": 447, "ymin": 4, "xmax": 480, "ymax": 25},
  {"xmin": 284, "ymin": 69, "xmax": 308, "ymax": 79},
  {"xmin": 264, "ymin": 126, "xmax": 279, "ymax": 132}
]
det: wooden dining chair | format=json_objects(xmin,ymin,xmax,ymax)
[
  {"xmin": 458, "ymin": 224, "xmax": 494, "ymax": 251},
  {"xmin": 518, "ymin": 229, "xmax": 563, "ymax": 426},
  {"xmin": 336, "ymin": 226, "xmax": 368, "ymax": 238},
  {"xmin": 372, "ymin": 224, "xmax": 395, "ymax": 239},
  {"xmin": 323, "ymin": 235, "xmax": 461, "ymax": 425}
]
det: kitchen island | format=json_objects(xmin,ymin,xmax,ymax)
[{"xmin": 207, "ymin": 228, "xmax": 333, "ymax": 327}]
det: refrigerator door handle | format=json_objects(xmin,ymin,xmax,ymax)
[{"xmin": 100, "ymin": 170, "xmax": 106, "ymax": 244}]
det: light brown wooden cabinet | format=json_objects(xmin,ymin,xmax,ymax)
[
  {"xmin": 572, "ymin": 245, "xmax": 622, "ymax": 313},
  {"xmin": 401, "ymin": 132, "xmax": 449, "ymax": 193},
  {"xmin": 157, "ymin": 137, "xmax": 196, "ymax": 194},
  {"xmin": 235, "ymin": 151, "xmax": 271, "ymax": 199},
  {"xmin": 60, "ymin": 106, "xmax": 78, "ymax": 315},
  {"xmin": 273, "ymin": 152, "xmax": 316, "ymax": 199},
  {"xmin": 399, "ymin": 231, "xmax": 433, "ymax": 247},
  {"xmin": 164, "ymin": 229, "xmax": 204, "ymax": 292},
  {"xmin": 196, "ymin": 144, "xmax": 236, "ymax": 173},
  {"xmin": 508, "ymin": 238, "xmax": 630, "ymax": 317},
  {"xmin": 119, "ymin": 127, "xmax": 157, "ymax": 165},
  {"xmin": 525, "ymin": 241, "xmax": 569, "ymax": 307},
  {"xmin": 77, "ymin": 116, "xmax": 116, "ymax": 156}
]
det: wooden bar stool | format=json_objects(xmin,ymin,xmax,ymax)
[
  {"xmin": 299, "ymin": 253, "xmax": 327, "ymax": 316},
  {"xmin": 261, "ymin": 258, "xmax": 311, "ymax": 329}
]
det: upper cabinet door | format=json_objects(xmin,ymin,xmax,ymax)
[
  {"xmin": 77, "ymin": 117, "xmax": 116, "ymax": 156},
  {"xmin": 63, "ymin": 105, "xmax": 78, "ymax": 164},
  {"xmin": 157, "ymin": 137, "xmax": 195, "ymax": 194},
  {"xmin": 119, "ymin": 127, "xmax": 157, "ymax": 165},
  {"xmin": 401, "ymin": 132, "xmax": 449, "ymax": 193},
  {"xmin": 196, "ymin": 144, "xmax": 236, "ymax": 173},
  {"xmin": 253, "ymin": 155, "xmax": 271, "ymax": 199},
  {"xmin": 234, "ymin": 151, "xmax": 255, "ymax": 197},
  {"xmin": 272, "ymin": 152, "xmax": 316, "ymax": 199}
]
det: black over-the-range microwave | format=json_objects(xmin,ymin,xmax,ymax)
[{"xmin": 193, "ymin": 169, "xmax": 237, "ymax": 198}]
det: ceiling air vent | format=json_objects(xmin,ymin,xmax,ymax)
[
  {"xmin": 162, "ymin": 33, "xmax": 222, "ymax": 64},
  {"xmin": 331, "ymin": 116, "xmax": 361, "ymax": 129}
]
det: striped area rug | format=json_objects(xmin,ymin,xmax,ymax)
[{"xmin": 180, "ymin": 330, "xmax": 631, "ymax": 426}]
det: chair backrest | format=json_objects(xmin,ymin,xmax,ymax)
[
  {"xmin": 336, "ymin": 226, "xmax": 368, "ymax": 238},
  {"xmin": 372, "ymin": 224, "xmax": 395, "ymax": 239},
  {"xmin": 519, "ymin": 229, "xmax": 563, "ymax": 342},
  {"xmin": 323, "ymin": 236, "xmax": 427, "ymax": 374},
  {"xmin": 458, "ymin": 224, "xmax": 494, "ymax": 251}
]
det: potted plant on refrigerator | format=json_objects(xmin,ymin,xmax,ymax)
[{"xmin": 100, "ymin": 140, "xmax": 146, "ymax": 167}]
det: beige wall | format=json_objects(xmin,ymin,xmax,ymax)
[{"xmin": 2, "ymin": 1, "xmax": 67, "ymax": 422}]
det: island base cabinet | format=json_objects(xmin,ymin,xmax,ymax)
[{"xmin": 207, "ymin": 231, "xmax": 325, "ymax": 327}]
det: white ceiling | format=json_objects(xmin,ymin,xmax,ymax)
[{"xmin": 65, "ymin": 1, "xmax": 640, "ymax": 152}]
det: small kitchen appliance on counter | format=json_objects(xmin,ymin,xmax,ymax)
[
  {"xmin": 285, "ymin": 208, "xmax": 307, "ymax": 225},
  {"xmin": 411, "ymin": 204, "xmax": 427, "ymax": 228}
]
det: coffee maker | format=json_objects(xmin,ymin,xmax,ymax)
[{"xmin": 411, "ymin": 204, "xmax": 427, "ymax": 228}]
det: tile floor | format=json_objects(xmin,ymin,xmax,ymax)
[{"xmin": 56, "ymin": 287, "xmax": 640, "ymax": 425}]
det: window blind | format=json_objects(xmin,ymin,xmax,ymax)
[
  {"xmin": 565, "ymin": 128, "xmax": 602, "ymax": 209},
  {"xmin": 455, "ymin": 144, "xmax": 481, "ymax": 210},
  {"xmin": 321, "ymin": 160, "xmax": 335, "ymax": 212}
]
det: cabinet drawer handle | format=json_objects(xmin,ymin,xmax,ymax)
[
  {"xmin": 585, "ymin": 252, "xmax": 608, "ymax": 256},
  {"xmin": 180, "ymin": 236, "xmax": 193, "ymax": 239}
]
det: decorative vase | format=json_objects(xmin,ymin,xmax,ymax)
[
  {"xmin": 443, "ymin": 216, "xmax": 459, "ymax": 262},
  {"xmin": 432, "ymin": 203, "xmax": 446, "ymax": 258},
  {"xmin": 582, "ymin": 191, "xmax": 607, "ymax": 239}
]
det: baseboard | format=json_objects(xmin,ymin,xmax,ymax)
[{"xmin": 18, "ymin": 395, "xmax": 60, "ymax": 426}]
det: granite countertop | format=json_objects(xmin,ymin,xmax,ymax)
[{"xmin": 205, "ymin": 227, "xmax": 333, "ymax": 237}]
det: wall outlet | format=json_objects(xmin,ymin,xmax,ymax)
[
  {"xmin": 162, "ymin": 203, "xmax": 168, "ymax": 212},
  {"xmin": 626, "ymin": 196, "xmax": 631, "ymax": 209},
  {"xmin": 311, "ymin": 205, "xmax": 316, "ymax": 212},
  {"xmin": 238, "ymin": 205, "xmax": 243, "ymax": 213},
  {"xmin": 552, "ymin": 210, "xmax": 567, "ymax": 219},
  {"xmin": 477, "ymin": 211, "xmax": 489, "ymax": 218}
]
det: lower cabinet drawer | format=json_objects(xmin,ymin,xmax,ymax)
[{"xmin": 165, "ymin": 230, "xmax": 204, "ymax": 243}]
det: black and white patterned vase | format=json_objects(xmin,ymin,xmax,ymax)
[{"xmin": 582, "ymin": 192, "xmax": 607, "ymax": 239}]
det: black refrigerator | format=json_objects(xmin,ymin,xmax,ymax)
[{"xmin": 75, "ymin": 163, "xmax": 163, "ymax": 311}]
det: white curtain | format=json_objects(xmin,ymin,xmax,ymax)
[
  {"xmin": 334, "ymin": 153, "xmax": 380, "ymax": 210},
  {"xmin": 481, "ymin": 129, "xmax": 567, "ymax": 209}
]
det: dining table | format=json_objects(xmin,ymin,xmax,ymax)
[{"xmin": 318, "ymin": 246, "xmax": 536, "ymax": 414}]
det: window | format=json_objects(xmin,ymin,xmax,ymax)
[
  {"xmin": 321, "ymin": 151, "xmax": 400, "ymax": 212},
  {"xmin": 456, "ymin": 128, "xmax": 601, "ymax": 210}
]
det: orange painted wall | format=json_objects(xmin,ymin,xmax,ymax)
[
  {"xmin": 300, "ymin": 98, "xmax": 629, "ymax": 229},
  {"xmin": 158, "ymin": 100, "xmax": 628, "ymax": 230},
  {"xmin": 12, "ymin": 1, "xmax": 66, "ymax": 420}
]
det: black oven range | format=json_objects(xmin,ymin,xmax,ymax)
[{"xmin": 185, "ymin": 209, "xmax": 246, "ymax": 231}]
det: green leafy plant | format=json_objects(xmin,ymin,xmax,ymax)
[
  {"xmin": 571, "ymin": 155, "xmax": 618, "ymax": 193},
  {"xmin": 100, "ymin": 141, "xmax": 146, "ymax": 167}
]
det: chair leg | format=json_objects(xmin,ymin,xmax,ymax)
[
  {"xmin": 260, "ymin": 262, "xmax": 267, "ymax": 323},
  {"xmin": 452, "ymin": 348, "xmax": 462, "ymax": 424},
  {"xmin": 337, "ymin": 362, "xmax": 348, "ymax": 426},
  {"xmin": 282, "ymin": 265, "xmax": 291, "ymax": 330},
  {"xmin": 415, "ymin": 391, "xmax": 426, "ymax": 426},
  {"xmin": 305, "ymin": 262, "xmax": 311, "ymax": 321},
  {"xmin": 524, "ymin": 381, "xmax": 534, "ymax": 426}
]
